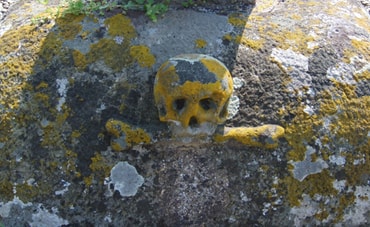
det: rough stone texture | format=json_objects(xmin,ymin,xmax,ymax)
[{"xmin": 0, "ymin": 0, "xmax": 370, "ymax": 226}]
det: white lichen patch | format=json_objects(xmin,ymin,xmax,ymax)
[
  {"xmin": 0, "ymin": 198, "xmax": 68, "ymax": 226},
  {"xmin": 289, "ymin": 194, "xmax": 327, "ymax": 226},
  {"xmin": 271, "ymin": 48, "xmax": 312, "ymax": 95},
  {"xmin": 233, "ymin": 77, "xmax": 245, "ymax": 89},
  {"xmin": 114, "ymin": 36, "xmax": 124, "ymax": 44},
  {"xmin": 54, "ymin": 180, "xmax": 71, "ymax": 196},
  {"xmin": 303, "ymin": 105, "xmax": 315, "ymax": 116},
  {"xmin": 227, "ymin": 94, "xmax": 240, "ymax": 119},
  {"xmin": 271, "ymin": 48, "xmax": 309, "ymax": 72},
  {"xmin": 342, "ymin": 186, "xmax": 370, "ymax": 225},
  {"xmin": 56, "ymin": 78, "xmax": 69, "ymax": 112},
  {"xmin": 329, "ymin": 155, "xmax": 346, "ymax": 166},
  {"xmin": 326, "ymin": 62, "xmax": 357, "ymax": 85},
  {"xmin": 30, "ymin": 205, "xmax": 68, "ymax": 227},
  {"xmin": 105, "ymin": 161, "xmax": 144, "ymax": 197},
  {"xmin": 291, "ymin": 146, "xmax": 328, "ymax": 182},
  {"xmin": 0, "ymin": 197, "xmax": 32, "ymax": 218}
]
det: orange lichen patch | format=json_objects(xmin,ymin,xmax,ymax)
[
  {"xmin": 214, "ymin": 125, "xmax": 285, "ymax": 149},
  {"xmin": 129, "ymin": 45, "xmax": 156, "ymax": 68},
  {"xmin": 104, "ymin": 14, "xmax": 136, "ymax": 39}
]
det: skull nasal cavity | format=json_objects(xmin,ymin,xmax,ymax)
[
  {"xmin": 189, "ymin": 117, "xmax": 198, "ymax": 127},
  {"xmin": 174, "ymin": 98, "xmax": 186, "ymax": 111}
]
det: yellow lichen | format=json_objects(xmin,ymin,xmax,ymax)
[
  {"xmin": 284, "ymin": 107, "xmax": 322, "ymax": 161},
  {"xmin": 350, "ymin": 39, "xmax": 370, "ymax": 62},
  {"xmin": 34, "ymin": 92, "xmax": 50, "ymax": 106},
  {"xmin": 86, "ymin": 152, "xmax": 112, "ymax": 184},
  {"xmin": 214, "ymin": 125, "xmax": 285, "ymax": 149},
  {"xmin": 266, "ymin": 28, "xmax": 316, "ymax": 55},
  {"xmin": 195, "ymin": 39, "xmax": 207, "ymax": 48},
  {"xmin": 35, "ymin": 82, "xmax": 49, "ymax": 90},
  {"xmin": 87, "ymin": 38, "xmax": 133, "ymax": 72},
  {"xmin": 281, "ymin": 170, "xmax": 337, "ymax": 207},
  {"xmin": 37, "ymin": 32, "xmax": 64, "ymax": 66},
  {"xmin": 56, "ymin": 14, "xmax": 84, "ymax": 40},
  {"xmin": 235, "ymin": 35, "xmax": 265, "ymax": 50},
  {"xmin": 104, "ymin": 14, "xmax": 136, "ymax": 39},
  {"xmin": 72, "ymin": 49, "xmax": 87, "ymax": 70},
  {"xmin": 354, "ymin": 70, "xmax": 370, "ymax": 81},
  {"xmin": 105, "ymin": 119, "xmax": 151, "ymax": 151},
  {"xmin": 227, "ymin": 13, "xmax": 248, "ymax": 27},
  {"xmin": 129, "ymin": 45, "xmax": 156, "ymax": 68}
]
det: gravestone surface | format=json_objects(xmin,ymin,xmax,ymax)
[{"xmin": 0, "ymin": 0, "xmax": 369, "ymax": 226}]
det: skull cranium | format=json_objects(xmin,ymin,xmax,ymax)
[{"xmin": 154, "ymin": 54, "xmax": 233, "ymax": 136}]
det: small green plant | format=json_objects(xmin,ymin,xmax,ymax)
[
  {"xmin": 144, "ymin": 0, "xmax": 168, "ymax": 22},
  {"xmin": 62, "ymin": 0, "xmax": 169, "ymax": 21},
  {"xmin": 63, "ymin": 0, "xmax": 116, "ymax": 16},
  {"xmin": 181, "ymin": 0, "xmax": 194, "ymax": 8},
  {"xmin": 37, "ymin": 0, "xmax": 49, "ymax": 4}
]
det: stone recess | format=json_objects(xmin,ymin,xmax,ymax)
[{"xmin": 0, "ymin": 0, "xmax": 370, "ymax": 226}]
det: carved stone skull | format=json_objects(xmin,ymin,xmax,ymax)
[{"xmin": 154, "ymin": 54, "xmax": 233, "ymax": 136}]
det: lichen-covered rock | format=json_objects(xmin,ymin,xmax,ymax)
[{"xmin": 0, "ymin": 0, "xmax": 369, "ymax": 226}]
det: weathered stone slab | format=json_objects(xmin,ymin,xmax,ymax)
[{"xmin": 0, "ymin": 0, "xmax": 369, "ymax": 226}]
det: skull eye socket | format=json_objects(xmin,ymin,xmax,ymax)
[
  {"xmin": 219, "ymin": 98, "xmax": 230, "ymax": 118},
  {"xmin": 199, "ymin": 98, "xmax": 217, "ymax": 111},
  {"xmin": 173, "ymin": 98, "xmax": 186, "ymax": 111}
]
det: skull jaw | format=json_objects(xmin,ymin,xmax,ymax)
[{"xmin": 167, "ymin": 121, "xmax": 218, "ymax": 138}]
